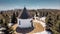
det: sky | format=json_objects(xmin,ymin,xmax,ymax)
[{"xmin": 0, "ymin": 0, "xmax": 60, "ymax": 10}]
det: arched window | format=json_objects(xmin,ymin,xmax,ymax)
[
  {"xmin": 19, "ymin": 21, "xmax": 21, "ymax": 25},
  {"xmin": 30, "ymin": 20, "xmax": 32, "ymax": 22}
]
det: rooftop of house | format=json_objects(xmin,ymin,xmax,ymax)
[{"xmin": 18, "ymin": 7, "xmax": 32, "ymax": 19}]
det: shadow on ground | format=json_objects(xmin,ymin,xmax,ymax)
[{"xmin": 16, "ymin": 27, "xmax": 34, "ymax": 33}]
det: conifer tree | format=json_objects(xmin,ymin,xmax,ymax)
[{"xmin": 11, "ymin": 12, "xmax": 17, "ymax": 24}]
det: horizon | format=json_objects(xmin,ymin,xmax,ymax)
[{"xmin": 0, "ymin": 0, "xmax": 60, "ymax": 11}]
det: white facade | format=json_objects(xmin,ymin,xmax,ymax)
[
  {"xmin": 40, "ymin": 17, "xmax": 46, "ymax": 22},
  {"xmin": 18, "ymin": 18, "xmax": 33, "ymax": 28}
]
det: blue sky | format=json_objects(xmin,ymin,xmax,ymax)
[{"xmin": 0, "ymin": 0, "xmax": 60, "ymax": 10}]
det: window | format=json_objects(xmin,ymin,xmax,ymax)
[
  {"xmin": 30, "ymin": 20, "xmax": 32, "ymax": 22},
  {"xmin": 19, "ymin": 21, "xmax": 21, "ymax": 25}
]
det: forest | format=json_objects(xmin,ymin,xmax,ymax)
[{"xmin": 0, "ymin": 9, "xmax": 60, "ymax": 34}]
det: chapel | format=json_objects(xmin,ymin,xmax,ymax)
[{"xmin": 17, "ymin": 7, "xmax": 33, "ymax": 28}]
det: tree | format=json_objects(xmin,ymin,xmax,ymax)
[
  {"xmin": 0, "ymin": 19, "xmax": 3, "ymax": 25},
  {"xmin": 5, "ymin": 14, "xmax": 10, "ymax": 23},
  {"xmin": 11, "ymin": 12, "xmax": 17, "ymax": 24},
  {"xmin": 58, "ymin": 23, "xmax": 60, "ymax": 32},
  {"xmin": 45, "ymin": 12, "xmax": 60, "ymax": 34},
  {"xmin": 0, "ymin": 11, "xmax": 3, "ymax": 14}
]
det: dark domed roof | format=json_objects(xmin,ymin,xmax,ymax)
[{"xmin": 19, "ymin": 7, "xmax": 31, "ymax": 19}]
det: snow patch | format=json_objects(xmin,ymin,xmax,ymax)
[{"xmin": 34, "ymin": 31, "xmax": 51, "ymax": 34}]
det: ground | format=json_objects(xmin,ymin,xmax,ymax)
[{"xmin": 12, "ymin": 21, "xmax": 45, "ymax": 34}]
